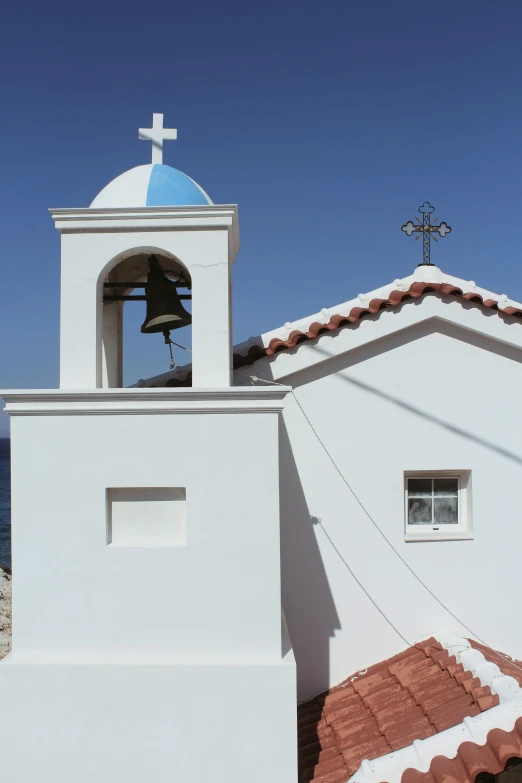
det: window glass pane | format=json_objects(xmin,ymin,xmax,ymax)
[
  {"xmin": 408, "ymin": 497, "xmax": 432, "ymax": 524},
  {"xmin": 408, "ymin": 479, "xmax": 432, "ymax": 497},
  {"xmin": 434, "ymin": 478, "xmax": 458, "ymax": 496},
  {"xmin": 434, "ymin": 497, "xmax": 458, "ymax": 524}
]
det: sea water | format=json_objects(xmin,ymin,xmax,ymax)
[{"xmin": 0, "ymin": 439, "xmax": 10, "ymax": 568}]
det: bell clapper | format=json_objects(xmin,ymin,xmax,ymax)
[
  {"xmin": 163, "ymin": 330, "xmax": 192, "ymax": 370},
  {"xmin": 163, "ymin": 330, "xmax": 176, "ymax": 369}
]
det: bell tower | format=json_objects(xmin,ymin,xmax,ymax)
[
  {"xmin": 0, "ymin": 116, "xmax": 297, "ymax": 783},
  {"xmin": 56, "ymin": 116, "xmax": 238, "ymax": 389}
]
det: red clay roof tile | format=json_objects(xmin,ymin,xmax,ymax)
[
  {"xmin": 342, "ymin": 737, "xmax": 391, "ymax": 776},
  {"xmin": 430, "ymin": 702, "xmax": 481, "ymax": 733},
  {"xmin": 229, "ymin": 282, "xmax": 522, "ymax": 376},
  {"xmin": 374, "ymin": 699, "xmax": 417, "ymax": 731},
  {"xmin": 468, "ymin": 640, "xmax": 522, "ymax": 686},
  {"xmin": 383, "ymin": 713, "xmax": 431, "ymax": 745},
  {"xmin": 308, "ymin": 766, "xmax": 350, "ymax": 783},
  {"xmin": 324, "ymin": 685, "xmax": 357, "ymax": 707},
  {"xmin": 401, "ymin": 718, "xmax": 522, "ymax": 783},
  {"xmin": 327, "ymin": 705, "xmax": 371, "ymax": 729},
  {"xmin": 475, "ymin": 693, "xmax": 500, "ymax": 712},
  {"xmin": 298, "ymin": 639, "xmax": 517, "ymax": 783},
  {"xmin": 323, "ymin": 693, "xmax": 361, "ymax": 715},
  {"xmin": 388, "ymin": 725, "xmax": 437, "ymax": 753},
  {"xmin": 458, "ymin": 673, "xmax": 479, "ymax": 690},
  {"xmin": 418, "ymin": 686, "xmax": 463, "ymax": 713},
  {"xmin": 313, "ymin": 756, "xmax": 348, "ymax": 778}
]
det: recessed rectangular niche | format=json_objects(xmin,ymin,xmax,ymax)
[{"xmin": 107, "ymin": 488, "xmax": 187, "ymax": 547}]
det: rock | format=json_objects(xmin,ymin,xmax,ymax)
[{"xmin": 0, "ymin": 566, "xmax": 12, "ymax": 659}]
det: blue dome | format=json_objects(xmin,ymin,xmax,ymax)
[{"xmin": 90, "ymin": 164, "xmax": 213, "ymax": 208}]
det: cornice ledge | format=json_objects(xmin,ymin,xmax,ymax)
[
  {"xmin": 50, "ymin": 204, "xmax": 238, "ymax": 222},
  {"xmin": 49, "ymin": 205, "xmax": 240, "ymax": 256},
  {"xmin": 0, "ymin": 387, "xmax": 291, "ymax": 416}
]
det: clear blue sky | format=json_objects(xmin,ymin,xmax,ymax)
[{"xmin": 1, "ymin": 0, "xmax": 521, "ymax": 434}]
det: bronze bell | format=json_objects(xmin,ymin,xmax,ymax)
[{"xmin": 141, "ymin": 256, "xmax": 191, "ymax": 334}]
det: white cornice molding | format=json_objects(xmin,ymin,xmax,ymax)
[
  {"xmin": 0, "ymin": 387, "xmax": 290, "ymax": 417},
  {"xmin": 50, "ymin": 204, "xmax": 238, "ymax": 221},
  {"xmin": 49, "ymin": 204, "xmax": 240, "ymax": 258}
]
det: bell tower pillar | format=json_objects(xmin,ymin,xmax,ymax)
[{"xmin": 54, "ymin": 204, "xmax": 239, "ymax": 389}]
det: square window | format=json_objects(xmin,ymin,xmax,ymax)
[{"xmin": 404, "ymin": 472, "xmax": 472, "ymax": 541}]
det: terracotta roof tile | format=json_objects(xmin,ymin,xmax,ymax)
[
  {"xmin": 323, "ymin": 693, "xmax": 360, "ymax": 716},
  {"xmin": 324, "ymin": 685, "xmax": 357, "ymax": 707},
  {"xmin": 342, "ymin": 737, "xmax": 392, "ymax": 776},
  {"xmin": 401, "ymin": 717, "xmax": 522, "ymax": 783},
  {"xmin": 313, "ymin": 756, "xmax": 348, "ymax": 778},
  {"xmin": 418, "ymin": 686, "xmax": 463, "ymax": 713},
  {"xmin": 297, "ymin": 639, "xmax": 513, "ymax": 783},
  {"xmin": 388, "ymin": 725, "xmax": 437, "ymax": 753},
  {"xmin": 231, "ymin": 282, "xmax": 522, "ymax": 374},
  {"xmin": 468, "ymin": 639, "xmax": 522, "ymax": 687}
]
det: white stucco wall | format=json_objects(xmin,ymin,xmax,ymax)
[
  {"xmin": 269, "ymin": 308, "xmax": 522, "ymax": 701},
  {"xmin": 7, "ymin": 391, "xmax": 284, "ymax": 662},
  {"xmin": 0, "ymin": 659, "xmax": 296, "ymax": 783},
  {"xmin": 0, "ymin": 388, "xmax": 297, "ymax": 782},
  {"xmin": 52, "ymin": 205, "xmax": 239, "ymax": 389}
]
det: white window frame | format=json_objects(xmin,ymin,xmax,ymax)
[{"xmin": 404, "ymin": 470, "xmax": 473, "ymax": 542}]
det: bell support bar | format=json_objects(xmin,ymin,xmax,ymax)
[
  {"xmin": 103, "ymin": 280, "xmax": 192, "ymax": 302},
  {"xmin": 103, "ymin": 294, "xmax": 192, "ymax": 301},
  {"xmin": 103, "ymin": 281, "xmax": 191, "ymax": 289}
]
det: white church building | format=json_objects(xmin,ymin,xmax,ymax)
[{"xmin": 3, "ymin": 116, "xmax": 522, "ymax": 783}]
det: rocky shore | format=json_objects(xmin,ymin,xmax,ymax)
[{"xmin": 0, "ymin": 566, "xmax": 12, "ymax": 659}]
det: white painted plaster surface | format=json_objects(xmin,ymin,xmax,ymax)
[
  {"xmin": 90, "ymin": 164, "xmax": 153, "ymax": 208},
  {"xmin": 0, "ymin": 657, "xmax": 297, "ymax": 783},
  {"xmin": 280, "ymin": 316, "xmax": 522, "ymax": 699},
  {"xmin": 225, "ymin": 269, "xmax": 522, "ymax": 701},
  {"xmin": 1, "ymin": 161, "xmax": 292, "ymax": 780},
  {"xmin": 139, "ymin": 113, "xmax": 177, "ymax": 164},
  {"xmin": 4, "ymin": 390, "xmax": 288, "ymax": 662},
  {"xmin": 52, "ymin": 205, "xmax": 239, "ymax": 388},
  {"xmin": 0, "ymin": 387, "xmax": 297, "ymax": 781},
  {"xmin": 101, "ymin": 300, "xmax": 123, "ymax": 388},
  {"xmin": 137, "ymin": 268, "xmax": 522, "ymax": 701},
  {"xmin": 107, "ymin": 487, "xmax": 187, "ymax": 547}
]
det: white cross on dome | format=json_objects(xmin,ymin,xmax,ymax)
[{"xmin": 138, "ymin": 113, "xmax": 177, "ymax": 164}]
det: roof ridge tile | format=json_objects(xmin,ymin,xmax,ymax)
[
  {"xmin": 232, "ymin": 282, "xmax": 522, "ymax": 374},
  {"xmin": 299, "ymin": 635, "xmax": 522, "ymax": 783}
]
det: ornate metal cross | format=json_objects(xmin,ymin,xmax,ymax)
[{"xmin": 401, "ymin": 201, "xmax": 451, "ymax": 265}]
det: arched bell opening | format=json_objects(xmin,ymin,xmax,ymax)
[{"xmin": 100, "ymin": 249, "xmax": 192, "ymax": 388}]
